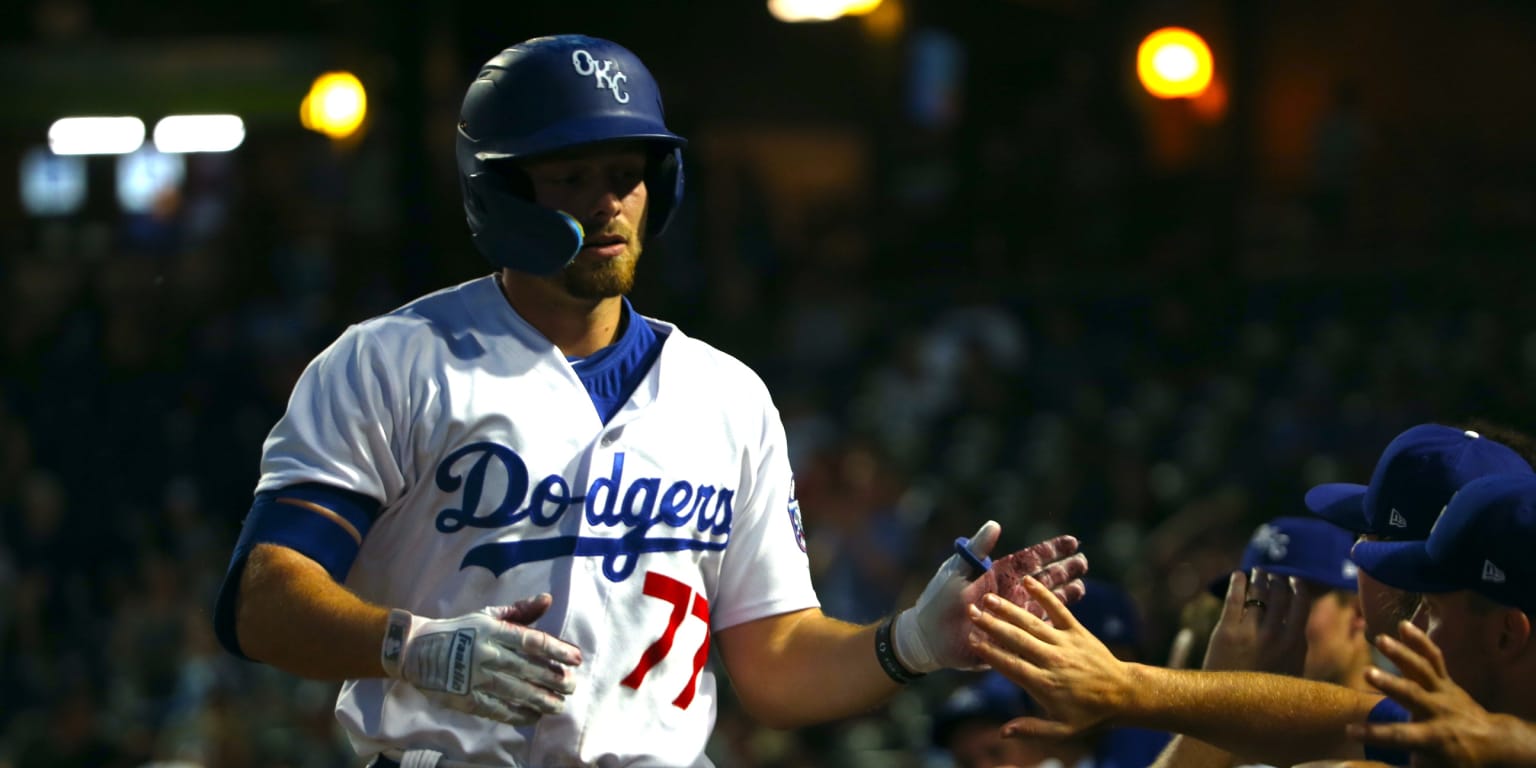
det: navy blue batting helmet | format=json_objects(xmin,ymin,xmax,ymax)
[{"xmin": 456, "ymin": 35, "xmax": 687, "ymax": 274}]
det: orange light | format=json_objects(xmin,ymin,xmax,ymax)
[{"xmin": 1137, "ymin": 27, "xmax": 1214, "ymax": 99}]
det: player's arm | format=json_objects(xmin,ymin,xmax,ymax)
[
  {"xmin": 216, "ymin": 485, "xmax": 582, "ymax": 725},
  {"xmin": 970, "ymin": 579, "xmax": 1380, "ymax": 766},
  {"xmin": 715, "ymin": 525, "xmax": 1088, "ymax": 729},
  {"xmin": 234, "ymin": 540, "xmax": 390, "ymax": 679},
  {"xmin": 714, "ymin": 609, "xmax": 896, "ymax": 729}
]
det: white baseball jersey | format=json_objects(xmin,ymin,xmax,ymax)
[{"xmin": 256, "ymin": 275, "xmax": 819, "ymax": 766}]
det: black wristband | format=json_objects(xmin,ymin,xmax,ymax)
[{"xmin": 875, "ymin": 615, "xmax": 925, "ymax": 684}]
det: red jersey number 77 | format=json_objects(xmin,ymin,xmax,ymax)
[{"xmin": 620, "ymin": 571, "xmax": 711, "ymax": 709}]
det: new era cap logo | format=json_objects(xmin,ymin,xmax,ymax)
[
  {"xmin": 1483, "ymin": 560, "xmax": 1506, "ymax": 584},
  {"xmin": 1387, "ymin": 508, "xmax": 1408, "ymax": 528}
]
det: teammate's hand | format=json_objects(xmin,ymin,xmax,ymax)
[
  {"xmin": 1202, "ymin": 569, "xmax": 1308, "ymax": 676},
  {"xmin": 381, "ymin": 593, "xmax": 583, "ymax": 725},
  {"xmin": 1346, "ymin": 620, "xmax": 1536, "ymax": 767},
  {"xmin": 967, "ymin": 576, "xmax": 1126, "ymax": 739},
  {"xmin": 892, "ymin": 521, "xmax": 1088, "ymax": 673}
]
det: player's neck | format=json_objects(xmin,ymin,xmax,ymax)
[{"xmin": 498, "ymin": 270, "xmax": 625, "ymax": 357}]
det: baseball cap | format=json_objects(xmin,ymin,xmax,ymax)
[
  {"xmin": 1305, "ymin": 424, "xmax": 1534, "ymax": 539},
  {"xmin": 1072, "ymin": 578, "xmax": 1144, "ymax": 652},
  {"xmin": 1209, "ymin": 516, "xmax": 1360, "ymax": 598},
  {"xmin": 1351, "ymin": 473, "xmax": 1536, "ymax": 615},
  {"xmin": 930, "ymin": 671, "xmax": 1034, "ymax": 748}
]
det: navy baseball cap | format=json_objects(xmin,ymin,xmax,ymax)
[
  {"xmin": 1352, "ymin": 473, "xmax": 1536, "ymax": 615},
  {"xmin": 1072, "ymin": 578, "xmax": 1144, "ymax": 651},
  {"xmin": 930, "ymin": 671, "xmax": 1034, "ymax": 747},
  {"xmin": 1210, "ymin": 516, "xmax": 1359, "ymax": 597},
  {"xmin": 1305, "ymin": 424, "xmax": 1534, "ymax": 539}
]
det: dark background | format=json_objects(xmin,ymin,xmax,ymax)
[{"xmin": 2, "ymin": 0, "xmax": 1535, "ymax": 765}]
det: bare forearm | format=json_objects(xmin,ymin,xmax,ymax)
[
  {"xmin": 716, "ymin": 610, "xmax": 900, "ymax": 729},
  {"xmin": 236, "ymin": 543, "xmax": 389, "ymax": 680},
  {"xmin": 1120, "ymin": 665, "xmax": 1374, "ymax": 766}
]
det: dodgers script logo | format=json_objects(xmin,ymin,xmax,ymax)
[
  {"xmin": 435, "ymin": 442, "xmax": 733, "ymax": 582},
  {"xmin": 572, "ymin": 49, "xmax": 629, "ymax": 103}
]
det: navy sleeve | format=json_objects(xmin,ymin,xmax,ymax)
[{"xmin": 1362, "ymin": 697, "xmax": 1411, "ymax": 766}]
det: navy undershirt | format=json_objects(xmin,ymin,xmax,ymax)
[{"xmin": 567, "ymin": 298, "xmax": 666, "ymax": 425}]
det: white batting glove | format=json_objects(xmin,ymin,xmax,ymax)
[
  {"xmin": 892, "ymin": 521, "xmax": 1089, "ymax": 673},
  {"xmin": 381, "ymin": 593, "xmax": 583, "ymax": 725}
]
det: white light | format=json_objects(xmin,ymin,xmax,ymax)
[
  {"xmin": 116, "ymin": 147, "xmax": 186, "ymax": 214},
  {"xmin": 768, "ymin": 0, "xmax": 850, "ymax": 22},
  {"xmin": 48, "ymin": 116, "xmax": 145, "ymax": 155},
  {"xmin": 1153, "ymin": 45, "xmax": 1200, "ymax": 82},
  {"xmin": 154, "ymin": 114, "xmax": 246, "ymax": 153}
]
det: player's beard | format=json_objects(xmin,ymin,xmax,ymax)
[{"xmin": 562, "ymin": 219, "xmax": 641, "ymax": 300}]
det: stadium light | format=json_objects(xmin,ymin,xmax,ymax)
[
  {"xmin": 116, "ymin": 146, "xmax": 186, "ymax": 214},
  {"xmin": 48, "ymin": 116, "xmax": 146, "ymax": 155},
  {"xmin": 768, "ymin": 0, "xmax": 881, "ymax": 22},
  {"xmin": 153, "ymin": 114, "xmax": 246, "ymax": 153},
  {"xmin": 301, "ymin": 71, "xmax": 367, "ymax": 140},
  {"xmin": 1137, "ymin": 27, "xmax": 1214, "ymax": 99},
  {"xmin": 19, "ymin": 146, "xmax": 87, "ymax": 216}
]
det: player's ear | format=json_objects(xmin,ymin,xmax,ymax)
[
  {"xmin": 1347, "ymin": 592, "xmax": 1367, "ymax": 638},
  {"xmin": 1497, "ymin": 606, "xmax": 1533, "ymax": 661}
]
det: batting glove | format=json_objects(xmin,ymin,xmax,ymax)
[
  {"xmin": 381, "ymin": 593, "xmax": 583, "ymax": 725},
  {"xmin": 892, "ymin": 521, "xmax": 1089, "ymax": 673}
]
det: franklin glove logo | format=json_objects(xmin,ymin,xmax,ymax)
[{"xmin": 448, "ymin": 629, "xmax": 475, "ymax": 695}]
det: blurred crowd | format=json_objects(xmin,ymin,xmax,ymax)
[{"xmin": 3, "ymin": 35, "xmax": 1536, "ymax": 768}]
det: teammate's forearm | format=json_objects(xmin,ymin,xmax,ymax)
[
  {"xmin": 716, "ymin": 610, "xmax": 899, "ymax": 729},
  {"xmin": 1116, "ymin": 665, "xmax": 1373, "ymax": 765},
  {"xmin": 236, "ymin": 543, "xmax": 390, "ymax": 680}
]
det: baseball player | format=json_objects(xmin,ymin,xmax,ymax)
[{"xmin": 211, "ymin": 34, "xmax": 1089, "ymax": 767}]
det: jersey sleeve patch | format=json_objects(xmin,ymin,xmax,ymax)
[
  {"xmin": 212, "ymin": 483, "xmax": 382, "ymax": 660},
  {"xmin": 787, "ymin": 475, "xmax": 806, "ymax": 553}
]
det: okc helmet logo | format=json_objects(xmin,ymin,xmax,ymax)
[{"xmin": 571, "ymin": 49, "xmax": 630, "ymax": 103}]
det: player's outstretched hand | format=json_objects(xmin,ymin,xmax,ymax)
[
  {"xmin": 892, "ymin": 521, "xmax": 1088, "ymax": 673},
  {"xmin": 1202, "ymin": 568, "xmax": 1308, "ymax": 676},
  {"xmin": 1345, "ymin": 620, "xmax": 1536, "ymax": 767},
  {"xmin": 381, "ymin": 593, "xmax": 583, "ymax": 725}
]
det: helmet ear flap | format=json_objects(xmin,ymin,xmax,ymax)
[
  {"xmin": 644, "ymin": 146, "xmax": 684, "ymax": 239},
  {"xmin": 463, "ymin": 168, "xmax": 584, "ymax": 275}
]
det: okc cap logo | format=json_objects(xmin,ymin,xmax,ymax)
[{"xmin": 572, "ymin": 49, "xmax": 629, "ymax": 103}]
